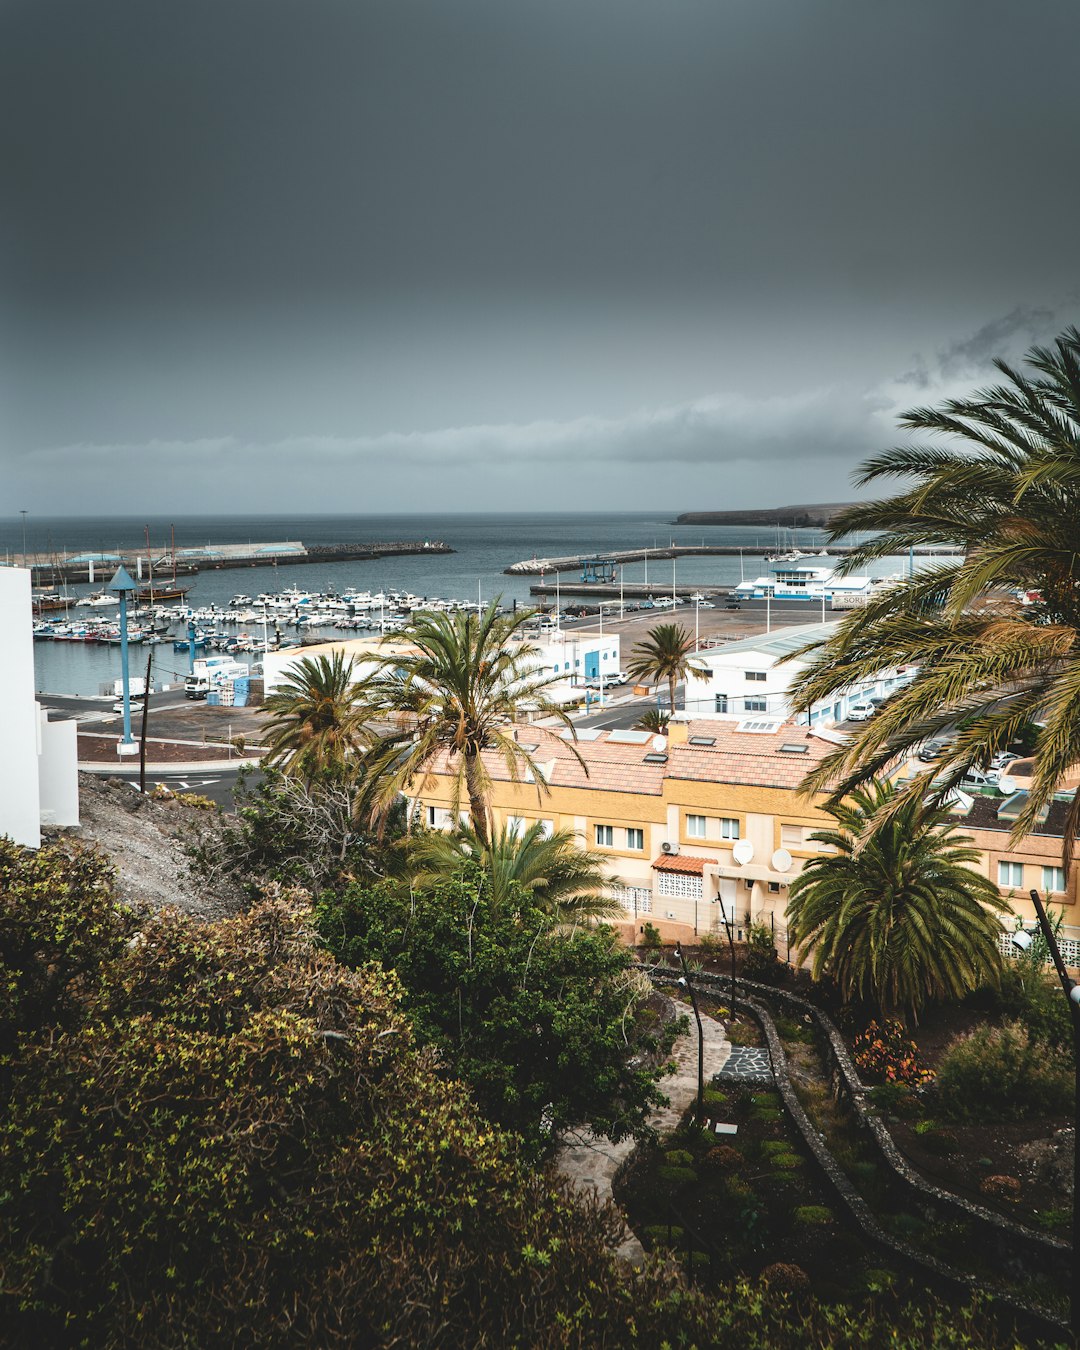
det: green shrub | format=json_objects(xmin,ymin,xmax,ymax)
[
  {"xmin": 743, "ymin": 922, "xmax": 783, "ymax": 984},
  {"xmin": 792, "ymin": 1205, "xmax": 833, "ymax": 1226},
  {"xmin": 751, "ymin": 1092, "xmax": 779, "ymax": 1107},
  {"xmin": 936, "ymin": 1020, "xmax": 1074, "ymax": 1122},
  {"xmin": 867, "ymin": 1081, "xmax": 916, "ymax": 1114},
  {"xmin": 656, "ymin": 1164, "xmax": 698, "ymax": 1184},
  {"xmin": 639, "ymin": 921, "xmax": 663, "ymax": 952},
  {"xmin": 774, "ymin": 1015, "xmax": 815, "ymax": 1045},
  {"xmin": 664, "ymin": 1148, "xmax": 694, "ymax": 1167},
  {"xmin": 766, "ymin": 1152, "xmax": 800, "ymax": 1170},
  {"xmin": 643, "ymin": 1223, "xmax": 684, "ymax": 1247},
  {"xmin": 759, "ymin": 1140, "xmax": 791, "ymax": 1158},
  {"xmin": 703, "ymin": 1087, "xmax": 727, "ymax": 1108}
]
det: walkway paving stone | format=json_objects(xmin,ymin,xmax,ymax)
[
  {"xmin": 715, "ymin": 1045, "xmax": 773, "ymax": 1084},
  {"xmin": 555, "ymin": 1000, "xmax": 730, "ymax": 1263}
]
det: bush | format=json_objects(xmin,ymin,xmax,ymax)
[
  {"xmin": 743, "ymin": 922, "xmax": 783, "ymax": 984},
  {"xmin": 852, "ymin": 1019, "xmax": 934, "ymax": 1087},
  {"xmin": 703, "ymin": 1087, "xmax": 728, "ymax": 1109},
  {"xmin": 979, "ymin": 1175, "xmax": 1021, "ymax": 1201},
  {"xmin": 936, "ymin": 1021, "xmax": 1074, "ymax": 1122},
  {"xmin": 657, "ymin": 1164, "xmax": 698, "ymax": 1184},
  {"xmin": 866, "ymin": 1081, "xmax": 916, "ymax": 1114},
  {"xmin": 640, "ymin": 921, "xmax": 663, "ymax": 952},
  {"xmin": 703, "ymin": 1144, "xmax": 743, "ymax": 1171},
  {"xmin": 664, "ymin": 1148, "xmax": 694, "ymax": 1167},
  {"xmin": 792, "ymin": 1206, "xmax": 833, "ymax": 1227},
  {"xmin": 760, "ymin": 1262, "xmax": 810, "ymax": 1295}
]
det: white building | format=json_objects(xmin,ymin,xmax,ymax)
[
  {"xmin": 681, "ymin": 622, "xmax": 914, "ymax": 727},
  {"xmin": 0, "ymin": 568, "xmax": 79, "ymax": 848},
  {"xmin": 262, "ymin": 627, "xmax": 621, "ymax": 705}
]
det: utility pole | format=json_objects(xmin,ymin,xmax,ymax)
[{"xmin": 20, "ymin": 509, "xmax": 28, "ymax": 570}]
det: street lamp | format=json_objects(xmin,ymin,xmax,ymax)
[
  {"xmin": 106, "ymin": 565, "xmax": 139, "ymax": 757},
  {"xmin": 674, "ymin": 942, "xmax": 705, "ymax": 1123},
  {"xmin": 1025, "ymin": 889, "xmax": 1080, "ymax": 1340}
]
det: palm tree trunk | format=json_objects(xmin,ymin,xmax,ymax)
[{"xmin": 465, "ymin": 752, "xmax": 491, "ymax": 848}]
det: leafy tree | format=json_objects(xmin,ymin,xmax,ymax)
[
  {"xmin": 260, "ymin": 649, "xmax": 370, "ymax": 781},
  {"xmin": 785, "ymin": 780, "xmax": 1009, "ymax": 1022},
  {"xmin": 627, "ymin": 622, "xmax": 706, "ymax": 712},
  {"xmin": 786, "ymin": 326, "xmax": 1080, "ymax": 861},
  {"xmin": 316, "ymin": 866, "xmax": 678, "ymax": 1155},
  {"xmin": 0, "ymin": 837, "xmax": 132, "ymax": 1052},
  {"xmin": 360, "ymin": 602, "xmax": 582, "ymax": 844},
  {"xmin": 407, "ymin": 819, "xmax": 622, "ymax": 924},
  {"xmin": 0, "ymin": 841, "xmax": 1035, "ymax": 1348},
  {"xmin": 185, "ymin": 765, "xmax": 407, "ymax": 898}
]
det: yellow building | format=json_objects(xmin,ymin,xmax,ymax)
[
  {"xmin": 412, "ymin": 718, "xmax": 1080, "ymax": 967},
  {"xmin": 412, "ymin": 717, "xmax": 839, "ymax": 949}
]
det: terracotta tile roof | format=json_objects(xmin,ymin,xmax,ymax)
[
  {"xmin": 651, "ymin": 853, "xmax": 713, "ymax": 874},
  {"xmin": 418, "ymin": 719, "xmax": 832, "ymax": 798}
]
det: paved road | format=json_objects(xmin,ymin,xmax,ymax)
[{"xmin": 83, "ymin": 762, "xmax": 262, "ymax": 810}]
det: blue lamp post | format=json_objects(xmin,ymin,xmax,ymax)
[{"xmin": 107, "ymin": 565, "xmax": 139, "ymax": 756}]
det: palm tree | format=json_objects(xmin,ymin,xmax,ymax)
[
  {"xmin": 359, "ymin": 602, "xmax": 583, "ymax": 845},
  {"xmin": 408, "ymin": 820, "xmax": 622, "ymax": 925},
  {"xmin": 787, "ymin": 326, "xmax": 1080, "ymax": 864},
  {"xmin": 634, "ymin": 708, "xmax": 670, "ymax": 734},
  {"xmin": 626, "ymin": 623, "xmax": 705, "ymax": 713},
  {"xmin": 785, "ymin": 780, "xmax": 1009, "ymax": 1022},
  {"xmin": 260, "ymin": 651, "xmax": 370, "ymax": 782}
]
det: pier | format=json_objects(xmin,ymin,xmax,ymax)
[
  {"xmin": 506, "ymin": 543, "xmax": 962, "ymax": 576},
  {"xmin": 18, "ymin": 539, "xmax": 454, "ymax": 586}
]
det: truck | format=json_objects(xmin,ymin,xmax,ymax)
[
  {"xmin": 185, "ymin": 657, "xmax": 247, "ymax": 700},
  {"xmin": 111, "ymin": 676, "xmax": 147, "ymax": 699}
]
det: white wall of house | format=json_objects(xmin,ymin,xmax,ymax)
[
  {"xmin": 38, "ymin": 711, "xmax": 80, "ymax": 828},
  {"xmin": 0, "ymin": 568, "xmax": 80, "ymax": 847},
  {"xmin": 680, "ymin": 623, "xmax": 913, "ymax": 725},
  {"xmin": 263, "ymin": 630, "xmax": 621, "ymax": 699},
  {"xmin": 0, "ymin": 569, "xmax": 42, "ymax": 847}
]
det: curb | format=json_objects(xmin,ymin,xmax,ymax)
[{"xmin": 79, "ymin": 757, "xmax": 264, "ymax": 775}]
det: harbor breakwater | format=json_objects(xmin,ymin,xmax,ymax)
[
  {"xmin": 24, "ymin": 540, "xmax": 454, "ymax": 585},
  {"xmin": 506, "ymin": 543, "xmax": 961, "ymax": 576}
]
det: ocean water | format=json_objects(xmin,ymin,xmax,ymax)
[{"xmin": 5, "ymin": 512, "xmax": 869, "ymax": 695}]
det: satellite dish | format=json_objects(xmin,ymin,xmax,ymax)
[
  {"xmin": 732, "ymin": 840, "xmax": 754, "ymax": 865},
  {"xmin": 771, "ymin": 848, "xmax": 793, "ymax": 873},
  {"xmin": 998, "ymin": 776, "xmax": 1018, "ymax": 796},
  {"xmin": 651, "ymin": 734, "xmax": 667, "ymax": 751}
]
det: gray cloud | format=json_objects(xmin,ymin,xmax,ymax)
[{"xmin": 3, "ymin": 0, "xmax": 1079, "ymax": 514}]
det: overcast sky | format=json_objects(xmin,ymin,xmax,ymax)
[{"xmin": 3, "ymin": 0, "xmax": 1078, "ymax": 516}]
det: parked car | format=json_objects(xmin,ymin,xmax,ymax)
[
  {"xmin": 960, "ymin": 767, "xmax": 1001, "ymax": 791},
  {"xmin": 112, "ymin": 694, "xmax": 147, "ymax": 714},
  {"xmin": 917, "ymin": 740, "xmax": 945, "ymax": 762},
  {"xmin": 846, "ymin": 703, "xmax": 876, "ymax": 723},
  {"xmin": 725, "ymin": 599, "xmax": 742, "ymax": 610}
]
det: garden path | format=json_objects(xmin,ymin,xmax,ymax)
[{"xmin": 555, "ymin": 1001, "xmax": 731, "ymax": 1263}]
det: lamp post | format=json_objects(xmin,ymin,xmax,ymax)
[
  {"xmin": 675, "ymin": 942, "xmax": 705, "ymax": 1123},
  {"xmin": 20, "ymin": 509, "xmax": 28, "ymax": 570},
  {"xmin": 107, "ymin": 565, "xmax": 139, "ymax": 757},
  {"xmin": 1024, "ymin": 888, "xmax": 1080, "ymax": 1339}
]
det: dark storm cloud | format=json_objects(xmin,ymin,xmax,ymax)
[{"xmin": 3, "ymin": 0, "xmax": 1079, "ymax": 512}]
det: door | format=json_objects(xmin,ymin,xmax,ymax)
[{"xmin": 584, "ymin": 649, "xmax": 599, "ymax": 679}]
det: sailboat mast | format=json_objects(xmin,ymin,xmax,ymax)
[{"xmin": 145, "ymin": 524, "xmax": 155, "ymax": 606}]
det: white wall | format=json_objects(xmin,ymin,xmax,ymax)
[
  {"xmin": 0, "ymin": 569, "xmax": 42, "ymax": 847},
  {"xmin": 38, "ymin": 711, "xmax": 80, "ymax": 828}
]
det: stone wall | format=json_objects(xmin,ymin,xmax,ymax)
[{"xmin": 642, "ymin": 963, "xmax": 1069, "ymax": 1342}]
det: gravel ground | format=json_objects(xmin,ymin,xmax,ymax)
[{"xmin": 49, "ymin": 773, "xmax": 244, "ymax": 921}]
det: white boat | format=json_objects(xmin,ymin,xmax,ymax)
[{"xmin": 75, "ymin": 591, "xmax": 120, "ymax": 608}]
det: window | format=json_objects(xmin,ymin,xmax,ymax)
[
  {"xmin": 426, "ymin": 805, "xmax": 438, "ymax": 828},
  {"xmin": 745, "ymin": 670, "xmax": 767, "ymax": 682},
  {"xmin": 719, "ymin": 817, "xmax": 740, "ymax": 840},
  {"xmin": 686, "ymin": 814, "xmax": 707, "ymax": 839},
  {"xmin": 781, "ymin": 824, "xmax": 809, "ymax": 849},
  {"xmin": 714, "ymin": 695, "xmax": 728, "ymax": 714},
  {"xmin": 537, "ymin": 818, "xmax": 553, "ymax": 839},
  {"xmin": 745, "ymin": 697, "xmax": 767, "ymax": 712},
  {"xmin": 1042, "ymin": 865, "xmax": 1066, "ymax": 894},
  {"xmin": 998, "ymin": 861, "xmax": 1024, "ymax": 888},
  {"xmin": 626, "ymin": 827, "xmax": 644, "ymax": 851},
  {"xmin": 506, "ymin": 815, "xmax": 525, "ymax": 836},
  {"xmin": 595, "ymin": 824, "xmax": 613, "ymax": 847}
]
